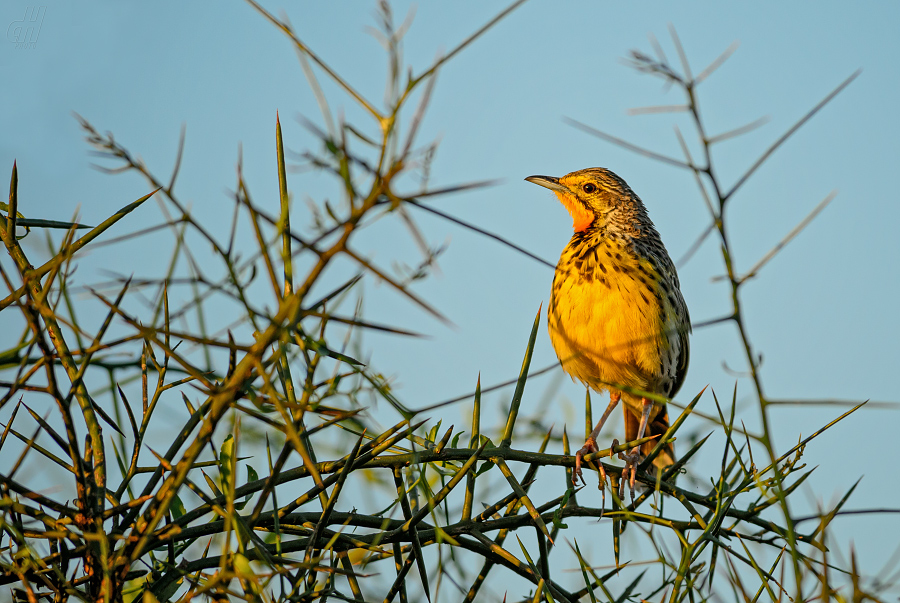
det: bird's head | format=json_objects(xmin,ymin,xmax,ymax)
[{"xmin": 526, "ymin": 167, "xmax": 635, "ymax": 233}]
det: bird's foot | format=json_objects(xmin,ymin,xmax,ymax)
[
  {"xmin": 618, "ymin": 445, "xmax": 642, "ymax": 502},
  {"xmin": 575, "ymin": 437, "xmax": 610, "ymax": 513},
  {"xmin": 573, "ymin": 437, "xmax": 596, "ymax": 486},
  {"xmin": 574, "ymin": 437, "xmax": 606, "ymax": 487}
]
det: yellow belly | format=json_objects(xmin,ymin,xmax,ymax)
[{"xmin": 548, "ymin": 243, "xmax": 678, "ymax": 415}]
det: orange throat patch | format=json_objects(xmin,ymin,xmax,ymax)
[{"xmin": 554, "ymin": 191, "xmax": 594, "ymax": 232}]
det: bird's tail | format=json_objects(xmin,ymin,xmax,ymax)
[{"xmin": 624, "ymin": 406, "xmax": 676, "ymax": 477}]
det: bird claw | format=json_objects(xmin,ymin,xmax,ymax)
[
  {"xmin": 573, "ymin": 437, "xmax": 598, "ymax": 487},
  {"xmin": 619, "ymin": 447, "xmax": 642, "ymax": 502},
  {"xmin": 574, "ymin": 437, "xmax": 643, "ymax": 505},
  {"xmin": 575, "ymin": 438, "xmax": 611, "ymax": 513}
]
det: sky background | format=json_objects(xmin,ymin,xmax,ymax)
[{"xmin": 2, "ymin": 0, "xmax": 899, "ymax": 596}]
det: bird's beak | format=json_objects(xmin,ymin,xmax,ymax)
[
  {"xmin": 527, "ymin": 173, "xmax": 594, "ymax": 232},
  {"xmin": 525, "ymin": 175, "xmax": 568, "ymax": 194}
]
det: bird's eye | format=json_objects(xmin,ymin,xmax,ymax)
[{"xmin": 582, "ymin": 183, "xmax": 597, "ymax": 194}]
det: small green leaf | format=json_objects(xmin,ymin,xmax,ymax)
[
  {"xmin": 244, "ymin": 465, "xmax": 258, "ymax": 504},
  {"xmin": 551, "ymin": 489, "xmax": 571, "ymax": 530},
  {"xmin": 474, "ymin": 461, "xmax": 494, "ymax": 478},
  {"xmin": 219, "ymin": 435, "xmax": 234, "ymax": 492},
  {"xmin": 170, "ymin": 494, "xmax": 185, "ymax": 520}
]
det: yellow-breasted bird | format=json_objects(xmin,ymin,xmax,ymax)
[{"xmin": 526, "ymin": 167, "xmax": 690, "ymax": 500}]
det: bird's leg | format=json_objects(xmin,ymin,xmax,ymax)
[
  {"xmin": 620, "ymin": 398, "xmax": 653, "ymax": 502},
  {"xmin": 574, "ymin": 391, "xmax": 621, "ymax": 496}
]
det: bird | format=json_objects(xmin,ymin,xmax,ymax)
[{"xmin": 526, "ymin": 167, "xmax": 690, "ymax": 500}]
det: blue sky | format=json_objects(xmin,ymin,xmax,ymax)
[{"xmin": 2, "ymin": 0, "xmax": 899, "ymax": 591}]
